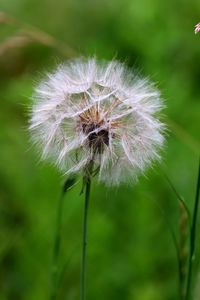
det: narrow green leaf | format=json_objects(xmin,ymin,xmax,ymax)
[
  {"xmin": 163, "ymin": 171, "xmax": 191, "ymax": 224},
  {"xmin": 162, "ymin": 170, "xmax": 190, "ymax": 299},
  {"xmin": 185, "ymin": 158, "xmax": 200, "ymax": 300},
  {"xmin": 62, "ymin": 176, "xmax": 77, "ymax": 194},
  {"xmin": 190, "ymin": 158, "xmax": 200, "ymax": 259}
]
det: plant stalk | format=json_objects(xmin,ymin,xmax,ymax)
[
  {"xmin": 185, "ymin": 160, "xmax": 200, "ymax": 300},
  {"xmin": 50, "ymin": 189, "xmax": 65, "ymax": 300},
  {"xmin": 80, "ymin": 176, "xmax": 91, "ymax": 300}
]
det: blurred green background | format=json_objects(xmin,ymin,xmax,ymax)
[{"xmin": 0, "ymin": 0, "xmax": 200, "ymax": 299}]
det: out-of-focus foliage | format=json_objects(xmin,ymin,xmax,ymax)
[{"xmin": 0, "ymin": 0, "xmax": 199, "ymax": 299}]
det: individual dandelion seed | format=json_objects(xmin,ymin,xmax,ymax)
[
  {"xmin": 29, "ymin": 58, "xmax": 165, "ymax": 185},
  {"xmin": 195, "ymin": 23, "xmax": 200, "ymax": 34}
]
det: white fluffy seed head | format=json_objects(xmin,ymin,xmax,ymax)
[
  {"xmin": 29, "ymin": 58, "xmax": 165, "ymax": 185},
  {"xmin": 195, "ymin": 23, "xmax": 200, "ymax": 34}
]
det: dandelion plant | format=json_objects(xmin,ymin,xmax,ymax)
[{"xmin": 29, "ymin": 58, "xmax": 165, "ymax": 299}]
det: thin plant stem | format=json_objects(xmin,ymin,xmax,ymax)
[
  {"xmin": 80, "ymin": 176, "xmax": 91, "ymax": 300},
  {"xmin": 151, "ymin": 192, "xmax": 182, "ymax": 299},
  {"xmin": 161, "ymin": 169, "xmax": 190, "ymax": 299},
  {"xmin": 167, "ymin": 118, "xmax": 200, "ymax": 154},
  {"xmin": 49, "ymin": 176, "xmax": 77, "ymax": 300},
  {"xmin": 0, "ymin": 11, "xmax": 76, "ymax": 58},
  {"xmin": 49, "ymin": 190, "xmax": 65, "ymax": 300},
  {"xmin": 185, "ymin": 159, "xmax": 200, "ymax": 300}
]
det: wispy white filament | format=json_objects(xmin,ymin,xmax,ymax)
[
  {"xmin": 195, "ymin": 23, "xmax": 200, "ymax": 34},
  {"xmin": 29, "ymin": 58, "xmax": 165, "ymax": 185}
]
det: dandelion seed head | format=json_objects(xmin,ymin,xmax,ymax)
[
  {"xmin": 29, "ymin": 58, "xmax": 165, "ymax": 185},
  {"xmin": 195, "ymin": 23, "xmax": 200, "ymax": 34}
]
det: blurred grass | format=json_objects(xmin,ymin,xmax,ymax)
[{"xmin": 0, "ymin": 0, "xmax": 200, "ymax": 300}]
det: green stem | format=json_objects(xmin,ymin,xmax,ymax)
[
  {"xmin": 50, "ymin": 190, "xmax": 65, "ymax": 300},
  {"xmin": 80, "ymin": 176, "xmax": 91, "ymax": 300},
  {"xmin": 185, "ymin": 159, "xmax": 200, "ymax": 300}
]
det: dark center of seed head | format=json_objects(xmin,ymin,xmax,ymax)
[{"xmin": 82, "ymin": 123, "xmax": 109, "ymax": 151}]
